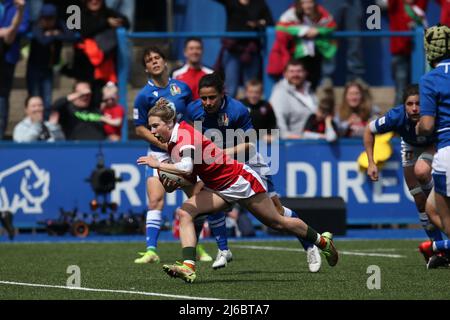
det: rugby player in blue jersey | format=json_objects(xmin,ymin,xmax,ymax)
[
  {"xmin": 417, "ymin": 25, "xmax": 450, "ymax": 268},
  {"xmin": 133, "ymin": 46, "xmax": 214, "ymax": 264},
  {"xmin": 364, "ymin": 84, "xmax": 446, "ymax": 268},
  {"xmin": 184, "ymin": 73, "xmax": 323, "ymax": 272}
]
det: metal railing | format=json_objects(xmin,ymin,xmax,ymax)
[{"xmin": 116, "ymin": 27, "xmax": 425, "ymax": 141}]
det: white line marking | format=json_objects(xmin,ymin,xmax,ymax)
[
  {"xmin": 349, "ymin": 248, "xmax": 398, "ymax": 252},
  {"xmin": 233, "ymin": 245, "xmax": 406, "ymax": 258},
  {"xmin": 0, "ymin": 281, "xmax": 221, "ymax": 300}
]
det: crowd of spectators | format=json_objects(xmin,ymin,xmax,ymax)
[
  {"xmin": 2, "ymin": 0, "xmax": 446, "ymax": 143},
  {"xmin": 1, "ymin": 0, "xmax": 127, "ymax": 141}
]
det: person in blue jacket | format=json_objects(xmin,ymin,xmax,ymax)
[
  {"xmin": 0, "ymin": 0, "xmax": 28, "ymax": 139},
  {"xmin": 27, "ymin": 3, "xmax": 78, "ymax": 120}
]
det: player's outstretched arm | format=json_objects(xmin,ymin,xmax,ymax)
[
  {"xmin": 137, "ymin": 154, "xmax": 193, "ymax": 176},
  {"xmin": 363, "ymin": 125, "xmax": 378, "ymax": 181}
]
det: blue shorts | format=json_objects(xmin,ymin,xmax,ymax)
[{"xmin": 263, "ymin": 174, "xmax": 278, "ymax": 198}]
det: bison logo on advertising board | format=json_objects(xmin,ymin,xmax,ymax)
[{"xmin": 0, "ymin": 160, "xmax": 50, "ymax": 214}]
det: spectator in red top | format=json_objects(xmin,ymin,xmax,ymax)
[
  {"xmin": 172, "ymin": 38, "xmax": 213, "ymax": 100},
  {"xmin": 435, "ymin": 0, "xmax": 450, "ymax": 26},
  {"xmin": 100, "ymin": 81, "xmax": 124, "ymax": 141},
  {"xmin": 388, "ymin": 0, "xmax": 428, "ymax": 105}
]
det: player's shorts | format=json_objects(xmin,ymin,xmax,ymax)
[
  {"xmin": 400, "ymin": 141, "xmax": 433, "ymax": 167},
  {"xmin": 263, "ymin": 175, "xmax": 277, "ymax": 198},
  {"xmin": 432, "ymin": 146, "xmax": 450, "ymax": 197},
  {"xmin": 247, "ymin": 163, "xmax": 278, "ymax": 198},
  {"xmin": 145, "ymin": 149, "xmax": 170, "ymax": 178},
  {"xmin": 206, "ymin": 164, "xmax": 267, "ymax": 203}
]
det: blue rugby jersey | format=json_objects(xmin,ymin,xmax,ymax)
[
  {"xmin": 369, "ymin": 105, "xmax": 435, "ymax": 147},
  {"xmin": 184, "ymin": 95, "xmax": 253, "ymax": 148},
  {"xmin": 134, "ymin": 78, "xmax": 192, "ymax": 151},
  {"xmin": 420, "ymin": 59, "xmax": 450, "ymax": 150}
]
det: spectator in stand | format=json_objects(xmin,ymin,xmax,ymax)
[
  {"xmin": 0, "ymin": 0, "xmax": 28, "ymax": 140},
  {"xmin": 26, "ymin": 4, "xmax": 78, "ymax": 120},
  {"xmin": 100, "ymin": 81, "xmax": 124, "ymax": 141},
  {"xmin": 52, "ymin": 81, "xmax": 106, "ymax": 140},
  {"xmin": 172, "ymin": 38, "xmax": 213, "ymax": 100},
  {"xmin": 303, "ymin": 96, "xmax": 338, "ymax": 142},
  {"xmin": 336, "ymin": 80, "xmax": 380, "ymax": 138},
  {"xmin": 240, "ymin": 78, "xmax": 277, "ymax": 142},
  {"xmin": 71, "ymin": 0, "xmax": 129, "ymax": 108},
  {"xmin": 267, "ymin": 0, "xmax": 337, "ymax": 91},
  {"xmin": 213, "ymin": 0, "xmax": 274, "ymax": 98},
  {"xmin": 388, "ymin": 0, "xmax": 428, "ymax": 105},
  {"xmin": 320, "ymin": 0, "xmax": 365, "ymax": 85},
  {"xmin": 13, "ymin": 96, "xmax": 65, "ymax": 142},
  {"xmin": 270, "ymin": 59, "xmax": 318, "ymax": 139},
  {"xmin": 105, "ymin": 0, "xmax": 135, "ymax": 31}
]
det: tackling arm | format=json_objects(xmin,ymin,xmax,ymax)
[
  {"xmin": 363, "ymin": 123, "xmax": 379, "ymax": 181},
  {"xmin": 418, "ymin": 115, "xmax": 435, "ymax": 136},
  {"xmin": 224, "ymin": 142, "xmax": 252, "ymax": 157}
]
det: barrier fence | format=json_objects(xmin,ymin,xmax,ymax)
[{"xmin": 0, "ymin": 139, "xmax": 417, "ymax": 228}]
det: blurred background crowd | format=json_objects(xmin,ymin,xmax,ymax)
[{"xmin": 0, "ymin": 0, "xmax": 447, "ymax": 143}]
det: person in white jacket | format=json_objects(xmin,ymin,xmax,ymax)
[
  {"xmin": 13, "ymin": 96, "xmax": 64, "ymax": 142},
  {"xmin": 269, "ymin": 59, "xmax": 318, "ymax": 139}
]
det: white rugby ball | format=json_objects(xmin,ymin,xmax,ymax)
[{"xmin": 157, "ymin": 169, "xmax": 195, "ymax": 187}]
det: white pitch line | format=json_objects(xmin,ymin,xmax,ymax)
[
  {"xmin": 0, "ymin": 281, "xmax": 221, "ymax": 300},
  {"xmin": 233, "ymin": 245, "xmax": 406, "ymax": 258}
]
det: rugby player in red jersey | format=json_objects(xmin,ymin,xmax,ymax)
[{"xmin": 137, "ymin": 99, "xmax": 339, "ymax": 283}]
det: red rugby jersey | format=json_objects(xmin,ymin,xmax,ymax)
[{"xmin": 167, "ymin": 121, "xmax": 242, "ymax": 190}]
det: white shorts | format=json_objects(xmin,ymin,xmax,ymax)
[
  {"xmin": 432, "ymin": 146, "xmax": 450, "ymax": 197},
  {"xmin": 400, "ymin": 140, "xmax": 433, "ymax": 167},
  {"xmin": 206, "ymin": 164, "xmax": 268, "ymax": 203},
  {"xmin": 145, "ymin": 149, "xmax": 170, "ymax": 178}
]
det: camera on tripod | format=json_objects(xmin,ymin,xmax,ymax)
[
  {"xmin": 86, "ymin": 147, "xmax": 122, "ymax": 214},
  {"xmin": 40, "ymin": 145, "xmax": 146, "ymax": 238}
]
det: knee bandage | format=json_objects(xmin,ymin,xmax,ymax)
[
  {"xmin": 418, "ymin": 152, "xmax": 434, "ymax": 164},
  {"xmin": 421, "ymin": 179, "xmax": 434, "ymax": 192},
  {"xmin": 409, "ymin": 186, "xmax": 423, "ymax": 197}
]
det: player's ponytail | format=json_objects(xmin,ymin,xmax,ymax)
[
  {"xmin": 148, "ymin": 98, "xmax": 176, "ymax": 125},
  {"xmin": 198, "ymin": 72, "xmax": 225, "ymax": 94}
]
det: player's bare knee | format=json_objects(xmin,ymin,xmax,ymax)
[
  {"xmin": 149, "ymin": 197, "xmax": 164, "ymax": 210},
  {"xmin": 271, "ymin": 197, "xmax": 284, "ymax": 215},
  {"xmin": 414, "ymin": 164, "xmax": 431, "ymax": 184},
  {"xmin": 178, "ymin": 205, "xmax": 197, "ymax": 220}
]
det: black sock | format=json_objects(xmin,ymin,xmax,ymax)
[{"xmin": 182, "ymin": 247, "xmax": 196, "ymax": 262}]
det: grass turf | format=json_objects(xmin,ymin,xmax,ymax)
[{"xmin": 0, "ymin": 239, "xmax": 449, "ymax": 300}]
